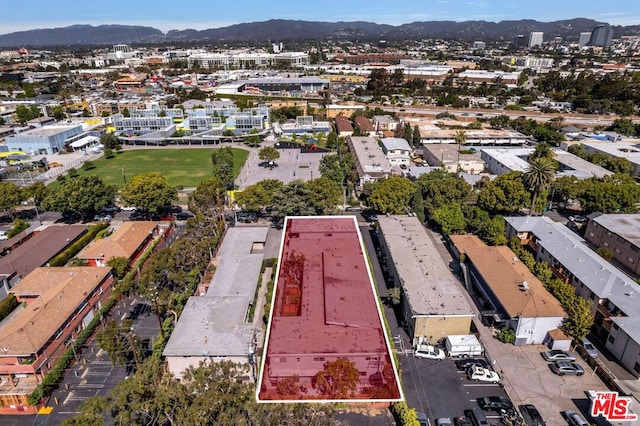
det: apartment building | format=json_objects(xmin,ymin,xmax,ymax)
[{"xmin": 584, "ymin": 214, "xmax": 640, "ymax": 277}]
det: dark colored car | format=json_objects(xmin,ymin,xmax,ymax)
[
  {"xmin": 477, "ymin": 396, "xmax": 514, "ymax": 411},
  {"xmin": 455, "ymin": 358, "xmax": 489, "ymax": 370},
  {"xmin": 174, "ymin": 212, "xmax": 194, "ymax": 220},
  {"xmin": 519, "ymin": 404, "xmax": 546, "ymax": 426},
  {"xmin": 454, "ymin": 416, "xmax": 473, "ymax": 426},
  {"xmin": 236, "ymin": 211, "xmax": 257, "ymax": 223}
]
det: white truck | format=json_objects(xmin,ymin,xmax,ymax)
[{"xmin": 445, "ymin": 334, "xmax": 483, "ymax": 358}]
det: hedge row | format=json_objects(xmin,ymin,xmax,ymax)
[
  {"xmin": 0, "ymin": 294, "xmax": 19, "ymax": 322},
  {"xmin": 391, "ymin": 402, "xmax": 421, "ymax": 426},
  {"xmin": 48, "ymin": 223, "xmax": 109, "ymax": 267}
]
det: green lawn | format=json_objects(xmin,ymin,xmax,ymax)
[{"xmin": 71, "ymin": 148, "xmax": 248, "ymax": 188}]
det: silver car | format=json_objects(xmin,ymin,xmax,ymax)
[{"xmin": 541, "ymin": 350, "xmax": 576, "ymax": 362}]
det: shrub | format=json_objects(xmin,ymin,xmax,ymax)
[
  {"xmin": 495, "ymin": 327, "xmax": 516, "ymax": 344},
  {"xmin": 7, "ymin": 218, "xmax": 30, "ymax": 238},
  {"xmin": 0, "ymin": 294, "xmax": 19, "ymax": 322},
  {"xmin": 48, "ymin": 223, "xmax": 108, "ymax": 266},
  {"xmin": 391, "ymin": 402, "xmax": 420, "ymax": 426}
]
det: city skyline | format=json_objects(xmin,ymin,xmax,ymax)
[{"xmin": 1, "ymin": 0, "xmax": 638, "ymax": 35}]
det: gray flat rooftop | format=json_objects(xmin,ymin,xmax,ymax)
[
  {"xmin": 505, "ymin": 216, "xmax": 640, "ymax": 318},
  {"xmin": 349, "ymin": 136, "xmax": 393, "ymax": 174},
  {"xmin": 377, "ymin": 215, "xmax": 475, "ymax": 317},
  {"xmin": 162, "ymin": 296, "xmax": 255, "ymax": 357},
  {"xmin": 592, "ymin": 214, "xmax": 640, "ymax": 249},
  {"xmin": 10, "ymin": 124, "xmax": 81, "ymax": 138},
  {"xmin": 205, "ymin": 227, "xmax": 269, "ymax": 298}
]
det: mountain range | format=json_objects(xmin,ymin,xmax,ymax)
[{"xmin": 0, "ymin": 18, "xmax": 638, "ymax": 47}]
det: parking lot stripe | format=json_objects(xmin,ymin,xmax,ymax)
[{"xmin": 462, "ymin": 383, "xmax": 501, "ymax": 387}]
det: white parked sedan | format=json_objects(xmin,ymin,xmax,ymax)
[
  {"xmin": 466, "ymin": 365, "xmax": 500, "ymax": 383},
  {"xmin": 414, "ymin": 344, "xmax": 445, "ymax": 361}
]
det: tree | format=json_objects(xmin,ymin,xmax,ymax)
[
  {"xmin": 432, "ymin": 203, "xmax": 467, "ymax": 235},
  {"xmin": 276, "ymin": 375, "xmax": 301, "ymax": 397},
  {"xmin": 122, "ymin": 107, "xmax": 131, "ymax": 117},
  {"xmin": 415, "ymin": 170, "xmax": 473, "ymax": 216},
  {"xmin": 100, "ymin": 132, "xmax": 120, "ymax": 150},
  {"xmin": 315, "ymin": 357, "xmax": 360, "ymax": 399},
  {"xmin": 319, "ymin": 154, "xmax": 344, "ymax": 184},
  {"xmin": 270, "ymin": 180, "xmax": 316, "ymax": 226},
  {"xmin": 477, "ymin": 172, "xmax": 530, "ymax": 215},
  {"xmin": 96, "ymin": 320, "xmax": 135, "ymax": 366},
  {"xmin": 412, "ymin": 125, "xmax": 422, "ymax": 147},
  {"xmin": 530, "ymin": 143, "xmax": 553, "ymax": 160},
  {"xmin": 61, "ymin": 396, "xmax": 108, "ymax": 426},
  {"xmin": 563, "ymin": 297, "xmax": 594, "ymax": 340},
  {"xmin": 120, "ymin": 172, "xmax": 177, "ymax": 217},
  {"xmin": 14, "ymin": 104, "xmax": 41, "ymax": 124},
  {"xmin": 211, "ymin": 147, "xmax": 235, "ymax": 189},
  {"xmin": 246, "ymin": 128, "xmax": 261, "ymax": 147},
  {"xmin": 523, "ymin": 157, "xmax": 556, "ymax": 215},
  {"xmin": 455, "ymin": 129, "xmax": 467, "ymax": 171},
  {"xmin": 189, "ymin": 178, "xmax": 226, "ymax": 216},
  {"xmin": 7, "ymin": 218, "xmax": 29, "ymax": 238},
  {"xmin": 0, "ymin": 182, "xmax": 25, "ymax": 216},
  {"xmin": 403, "ymin": 123, "xmax": 412, "ymax": 142},
  {"xmin": 258, "ymin": 146, "xmax": 280, "ymax": 167},
  {"xmin": 24, "ymin": 182, "xmax": 48, "ymax": 207},
  {"xmin": 42, "ymin": 176, "xmax": 116, "ymax": 221},
  {"xmin": 368, "ymin": 177, "xmax": 417, "ymax": 214},
  {"xmin": 307, "ymin": 177, "xmax": 342, "ymax": 214},
  {"xmin": 50, "ymin": 106, "xmax": 67, "ymax": 121},
  {"xmin": 235, "ymin": 183, "xmax": 270, "ymax": 213},
  {"xmin": 106, "ymin": 257, "xmax": 129, "ymax": 280}
]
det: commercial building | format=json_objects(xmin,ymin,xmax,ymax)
[
  {"xmin": 346, "ymin": 136, "xmax": 393, "ymax": 187},
  {"xmin": 579, "ymin": 32, "xmax": 593, "ymax": 47},
  {"xmin": 505, "ymin": 216, "xmax": 640, "ymax": 377},
  {"xmin": 450, "ymin": 235, "xmax": 565, "ymax": 345},
  {"xmin": 418, "ymin": 128, "xmax": 529, "ymax": 146},
  {"xmin": 589, "ymin": 24, "xmax": 614, "ymax": 47},
  {"xmin": 457, "ymin": 70, "xmax": 520, "ymax": 86},
  {"xmin": 4, "ymin": 124, "xmax": 84, "ymax": 155},
  {"xmin": 0, "ymin": 267, "xmax": 113, "ymax": 413},
  {"xmin": 528, "ymin": 32, "xmax": 544, "ymax": 48},
  {"xmin": 276, "ymin": 116, "xmax": 331, "ymax": 136},
  {"xmin": 583, "ymin": 214, "xmax": 640, "ymax": 277},
  {"xmin": 377, "ymin": 216, "xmax": 475, "ymax": 344},
  {"xmin": 215, "ymin": 77, "xmax": 328, "ymax": 96},
  {"xmin": 187, "ymin": 52, "xmax": 309, "ymax": 69},
  {"xmin": 163, "ymin": 227, "xmax": 268, "ymax": 380},
  {"xmin": 578, "ymin": 140, "xmax": 640, "ymax": 177},
  {"xmin": 480, "ymin": 147, "xmax": 612, "ymax": 179}
]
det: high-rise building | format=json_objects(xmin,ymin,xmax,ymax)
[
  {"xmin": 513, "ymin": 34, "xmax": 526, "ymax": 49},
  {"xmin": 473, "ymin": 41, "xmax": 486, "ymax": 50},
  {"xmin": 578, "ymin": 32, "xmax": 592, "ymax": 47},
  {"xmin": 589, "ymin": 24, "xmax": 614, "ymax": 47},
  {"xmin": 528, "ymin": 32, "xmax": 544, "ymax": 48}
]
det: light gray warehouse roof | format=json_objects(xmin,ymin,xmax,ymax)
[{"xmin": 377, "ymin": 215, "xmax": 475, "ymax": 317}]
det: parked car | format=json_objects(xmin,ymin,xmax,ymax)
[
  {"xmin": 414, "ymin": 344, "xmax": 446, "ymax": 361},
  {"xmin": 562, "ymin": 410, "xmax": 589, "ymax": 426},
  {"xmin": 541, "ymin": 350, "xmax": 576, "ymax": 362},
  {"xmin": 455, "ymin": 358, "xmax": 489, "ymax": 370},
  {"xmin": 453, "ymin": 416, "xmax": 473, "ymax": 426},
  {"xmin": 236, "ymin": 211, "xmax": 258, "ymax": 223},
  {"xmin": 466, "ymin": 365, "xmax": 500, "ymax": 383},
  {"xmin": 435, "ymin": 418, "xmax": 453, "ymax": 426},
  {"xmin": 477, "ymin": 396, "xmax": 514, "ymax": 411},
  {"xmin": 550, "ymin": 360, "xmax": 584, "ymax": 376},
  {"xmin": 174, "ymin": 212, "xmax": 194, "ymax": 220},
  {"xmin": 519, "ymin": 404, "xmax": 546, "ymax": 426},
  {"xmin": 0, "ymin": 232, "xmax": 7, "ymax": 241},
  {"xmin": 101, "ymin": 204, "xmax": 121, "ymax": 214},
  {"xmin": 569, "ymin": 215, "xmax": 587, "ymax": 223},
  {"xmin": 416, "ymin": 412, "xmax": 431, "ymax": 426},
  {"xmin": 581, "ymin": 337, "xmax": 599, "ymax": 358},
  {"xmin": 93, "ymin": 214, "xmax": 112, "ymax": 222},
  {"xmin": 121, "ymin": 205, "xmax": 137, "ymax": 211}
]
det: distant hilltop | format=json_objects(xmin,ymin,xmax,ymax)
[{"xmin": 0, "ymin": 18, "xmax": 639, "ymax": 47}]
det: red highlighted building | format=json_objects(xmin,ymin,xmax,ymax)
[{"xmin": 257, "ymin": 216, "xmax": 402, "ymax": 402}]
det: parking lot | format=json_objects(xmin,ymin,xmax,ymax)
[
  {"xmin": 236, "ymin": 146, "xmax": 324, "ymax": 189},
  {"xmin": 400, "ymin": 354, "xmax": 510, "ymax": 423}
]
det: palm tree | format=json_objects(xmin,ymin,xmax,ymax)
[
  {"xmin": 455, "ymin": 130, "xmax": 467, "ymax": 172},
  {"xmin": 523, "ymin": 157, "xmax": 556, "ymax": 215},
  {"xmin": 530, "ymin": 143, "xmax": 553, "ymax": 160}
]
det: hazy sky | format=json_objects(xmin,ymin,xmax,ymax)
[{"xmin": 1, "ymin": 0, "xmax": 638, "ymax": 34}]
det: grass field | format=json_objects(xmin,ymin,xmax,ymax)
[{"xmin": 72, "ymin": 148, "xmax": 249, "ymax": 188}]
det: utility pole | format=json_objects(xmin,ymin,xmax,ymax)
[{"xmin": 127, "ymin": 328, "xmax": 140, "ymax": 369}]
